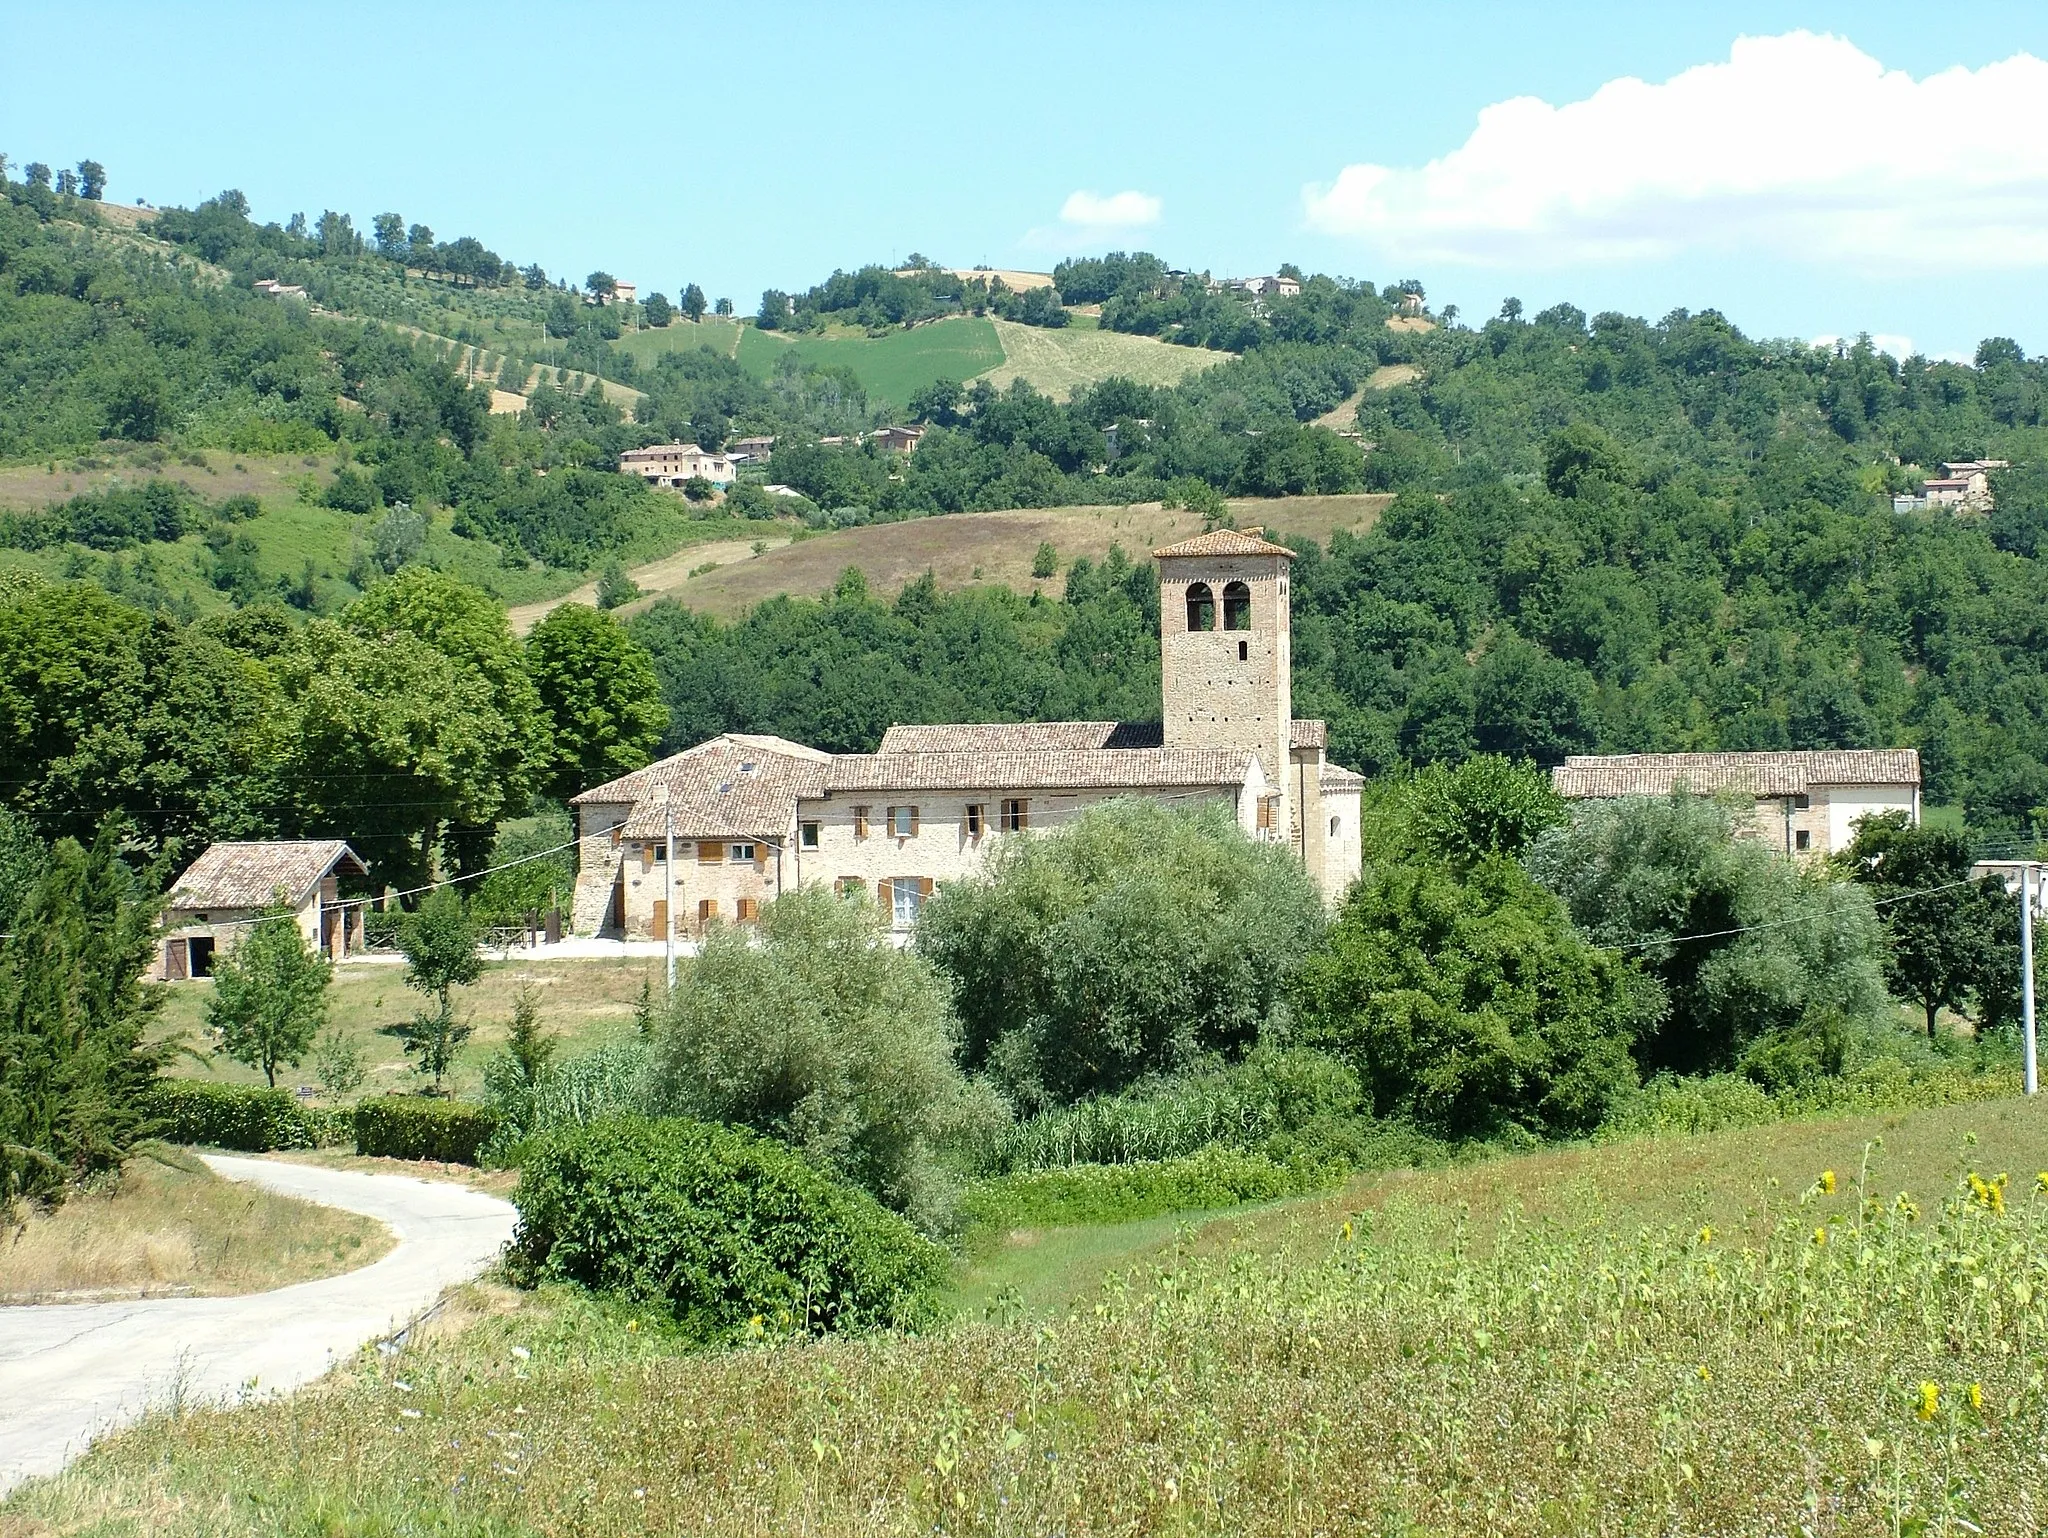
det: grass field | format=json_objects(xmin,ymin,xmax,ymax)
[
  {"xmin": 664, "ymin": 494, "xmax": 1392, "ymax": 618},
  {"xmin": 975, "ymin": 318, "xmax": 1224, "ymax": 400},
  {"xmin": 156, "ymin": 955, "xmax": 660, "ymax": 1104},
  {"xmin": 737, "ymin": 318, "xmax": 1006, "ymax": 412},
  {"xmin": 611, "ymin": 318, "xmax": 742, "ymax": 369},
  {"xmin": 504, "ymin": 526, "xmax": 795, "ymax": 634},
  {"xmin": 13, "ymin": 1094, "xmax": 2048, "ymax": 1534},
  {"xmin": 0, "ymin": 1147, "xmax": 388, "ymax": 1303}
]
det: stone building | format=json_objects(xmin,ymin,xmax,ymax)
[
  {"xmin": 1550, "ymin": 750, "xmax": 1922, "ymax": 856},
  {"xmin": 159, "ymin": 840, "xmax": 369, "ymax": 979},
  {"xmin": 569, "ymin": 528, "xmax": 1365, "ymax": 935},
  {"xmin": 618, "ymin": 443, "xmax": 735, "ymax": 489}
]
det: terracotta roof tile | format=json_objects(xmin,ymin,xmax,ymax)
[
  {"xmin": 1552, "ymin": 750, "xmax": 1921, "ymax": 799},
  {"xmin": 578, "ymin": 736, "xmax": 828, "ymax": 842},
  {"xmin": 168, "ymin": 841, "xmax": 367, "ymax": 911},
  {"xmin": 1151, "ymin": 527, "xmax": 1297, "ymax": 560},
  {"xmin": 1319, "ymin": 764, "xmax": 1366, "ymax": 790},
  {"xmin": 825, "ymin": 748, "xmax": 1255, "ymax": 794},
  {"xmin": 876, "ymin": 719, "xmax": 1331, "ymax": 754}
]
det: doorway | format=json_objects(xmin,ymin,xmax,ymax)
[{"xmin": 188, "ymin": 936, "xmax": 216, "ymax": 977}]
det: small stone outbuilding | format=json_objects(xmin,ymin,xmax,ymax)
[{"xmin": 160, "ymin": 840, "xmax": 369, "ymax": 979}]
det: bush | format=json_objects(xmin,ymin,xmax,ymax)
[
  {"xmin": 960, "ymin": 1146, "xmax": 1339, "ymax": 1233},
  {"xmin": 354, "ymin": 1097, "xmax": 500, "ymax": 1164},
  {"xmin": 1598, "ymin": 1060, "xmax": 2022, "ymax": 1142},
  {"xmin": 483, "ymin": 1036, "xmax": 651, "ymax": 1164},
  {"xmin": 507, "ymin": 1115, "xmax": 948, "ymax": 1336},
  {"xmin": 142, "ymin": 1080, "xmax": 317, "ymax": 1151}
]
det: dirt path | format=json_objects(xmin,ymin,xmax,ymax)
[
  {"xmin": 0, "ymin": 1155, "xmax": 515, "ymax": 1497},
  {"xmin": 503, "ymin": 533, "xmax": 794, "ymax": 634}
]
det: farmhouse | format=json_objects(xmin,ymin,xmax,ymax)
[
  {"xmin": 870, "ymin": 425, "xmax": 924, "ymax": 454},
  {"xmin": 728, "ymin": 434, "xmax": 776, "ymax": 462},
  {"xmin": 569, "ymin": 528, "xmax": 1366, "ymax": 937},
  {"xmin": 618, "ymin": 442, "xmax": 735, "ymax": 488},
  {"xmin": 1551, "ymin": 750, "xmax": 1922, "ymax": 857},
  {"xmin": 159, "ymin": 840, "xmax": 369, "ymax": 980}
]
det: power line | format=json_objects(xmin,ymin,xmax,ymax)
[{"xmin": 1608, "ymin": 875, "xmax": 1990, "ymax": 953}]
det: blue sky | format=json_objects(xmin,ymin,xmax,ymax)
[{"xmin": 7, "ymin": 1, "xmax": 2048, "ymax": 358}]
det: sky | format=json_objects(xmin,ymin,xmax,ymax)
[{"xmin": 7, "ymin": 1, "xmax": 2048, "ymax": 359}]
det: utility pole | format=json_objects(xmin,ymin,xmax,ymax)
[
  {"xmin": 2024, "ymin": 862, "xmax": 2039, "ymax": 1097},
  {"xmin": 663, "ymin": 789, "xmax": 676, "ymax": 995}
]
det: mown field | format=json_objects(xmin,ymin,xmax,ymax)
[
  {"xmin": 976, "ymin": 318, "xmax": 1224, "ymax": 399},
  {"xmin": 664, "ymin": 494, "xmax": 1392, "ymax": 618},
  {"xmin": 610, "ymin": 318, "xmax": 742, "ymax": 368},
  {"xmin": 737, "ymin": 318, "xmax": 1007, "ymax": 412},
  {"xmin": 11, "ymin": 1094, "xmax": 2048, "ymax": 1535}
]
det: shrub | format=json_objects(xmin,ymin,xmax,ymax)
[
  {"xmin": 482, "ymin": 1036, "xmax": 651, "ymax": 1163},
  {"xmin": 507, "ymin": 1115, "xmax": 948, "ymax": 1336},
  {"xmin": 960, "ymin": 1146, "xmax": 1338, "ymax": 1233},
  {"xmin": 142, "ymin": 1080, "xmax": 316, "ymax": 1151},
  {"xmin": 1598, "ymin": 1061, "xmax": 2022, "ymax": 1142},
  {"xmin": 354, "ymin": 1097, "xmax": 500, "ymax": 1164}
]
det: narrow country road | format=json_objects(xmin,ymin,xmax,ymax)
[{"xmin": 0, "ymin": 1154, "xmax": 517, "ymax": 1497}]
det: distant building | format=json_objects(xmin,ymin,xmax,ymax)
[
  {"xmin": 619, "ymin": 443, "xmax": 735, "ymax": 488},
  {"xmin": 870, "ymin": 425, "xmax": 925, "ymax": 455},
  {"xmin": 728, "ymin": 434, "xmax": 776, "ymax": 463},
  {"xmin": 160, "ymin": 840, "xmax": 369, "ymax": 979},
  {"xmin": 761, "ymin": 483, "xmax": 806, "ymax": 498},
  {"xmin": 1551, "ymin": 750, "xmax": 1922, "ymax": 857},
  {"xmin": 1216, "ymin": 275, "xmax": 1301, "ymax": 301},
  {"xmin": 1397, "ymin": 289, "xmax": 1426, "ymax": 317},
  {"xmin": 608, "ymin": 280, "xmax": 637, "ymax": 305},
  {"xmin": 251, "ymin": 279, "xmax": 307, "ymax": 300}
]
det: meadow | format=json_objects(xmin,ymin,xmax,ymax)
[
  {"xmin": 975, "ymin": 318, "xmax": 1225, "ymax": 399},
  {"xmin": 610, "ymin": 318, "xmax": 743, "ymax": 368},
  {"xmin": 737, "ymin": 318, "xmax": 1007, "ymax": 411},
  {"xmin": 9, "ymin": 1095, "xmax": 2048, "ymax": 1534}
]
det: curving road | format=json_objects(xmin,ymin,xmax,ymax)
[{"xmin": 0, "ymin": 1154, "xmax": 517, "ymax": 1497}]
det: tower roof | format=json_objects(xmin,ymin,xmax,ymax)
[{"xmin": 1151, "ymin": 527, "xmax": 1296, "ymax": 561}]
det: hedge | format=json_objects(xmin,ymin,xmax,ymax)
[
  {"xmin": 354, "ymin": 1097, "xmax": 501, "ymax": 1164},
  {"xmin": 960, "ymin": 1145, "xmax": 1344, "ymax": 1233},
  {"xmin": 507, "ymin": 1115, "xmax": 948, "ymax": 1336},
  {"xmin": 141, "ymin": 1080, "xmax": 336, "ymax": 1152}
]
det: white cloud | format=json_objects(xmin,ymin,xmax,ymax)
[
  {"xmin": 1057, "ymin": 189, "xmax": 1162, "ymax": 229},
  {"xmin": 1304, "ymin": 32, "xmax": 2048, "ymax": 273}
]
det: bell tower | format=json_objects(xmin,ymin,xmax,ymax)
[{"xmin": 1153, "ymin": 527, "xmax": 1295, "ymax": 834}]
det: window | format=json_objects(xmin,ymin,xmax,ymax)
[
  {"xmin": 852, "ymin": 805, "xmax": 871, "ymax": 839},
  {"xmin": 1257, "ymin": 796, "xmax": 1277, "ymax": 832},
  {"xmin": 736, "ymin": 897, "xmax": 759, "ymax": 921},
  {"xmin": 730, "ymin": 842, "xmax": 757, "ymax": 862},
  {"xmin": 965, "ymin": 803, "xmax": 985, "ymax": 838},
  {"xmin": 696, "ymin": 840, "xmax": 723, "ymax": 864},
  {"xmin": 1795, "ymin": 829, "xmax": 1812, "ymax": 851},
  {"xmin": 799, "ymin": 821, "xmax": 821, "ymax": 850},
  {"xmin": 889, "ymin": 805, "xmax": 918, "ymax": 838},
  {"xmin": 888, "ymin": 876, "xmax": 932, "ymax": 929},
  {"xmin": 1185, "ymin": 581, "xmax": 1215, "ymax": 631},
  {"xmin": 1238, "ymin": 640, "xmax": 1249, "ymax": 661},
  {"xmin": 698, "ymin": 898, "xmax": 718, "ymax": 923},
  {"xmin": 609, "ymin": 824, "xmax": 622, "ymax": 849},
  {"xmin": 1329, "ymin": 815, "xmax": 1341, "ymax": 837},
  {"xmin": 1000, "ymin": 798, "xmax": 1030, "ymax": 832},
  {"xmin": 835, "ymin": 876, "xmax": 866, "ymax": 900},
  {"xmin": 1222, "ymin": 580, "xmax": 1251, "ymax": 630},
  {"xmin": 1792, "ymin": 794, "xmax": 1812, "ymax": 810},
  {"xmin": 650, "ymin": 841, "xmax": 667, "ymax": 863}
]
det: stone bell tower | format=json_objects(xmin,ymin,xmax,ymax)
[{"xmin": 1153, "ymin": 526, "xmax": 1296, "ymax": 835}]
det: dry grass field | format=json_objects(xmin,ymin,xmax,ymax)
[
  {"xmin": 1310, "ymin": 363, "xmax": 1423, "ymax": 430},
  {"xmin": 664, "ymin": 494, "xmax": 1391, "ymax": 619},
  {"xmin": 0, "ymin": 450, "xmax": 326, "ymax": 512},
  {"xmin": 0, "ymin": 1148, "xmax": 388, "ymax": 1303},
  {"xmin": 156, "ymin": 955, "xmax": 660, "ymax": 1104},
  {"xmin": 974, "ymin": 319, "xmax": 1222, "ymax": 400},
  {"xmin": 503, "ymin": 531, "xmax": 796, "ymax": 634}
]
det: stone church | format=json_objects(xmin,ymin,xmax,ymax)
[{"xmin": 568, "ymin": 528, "xmax": 1365, "ymax": 936}]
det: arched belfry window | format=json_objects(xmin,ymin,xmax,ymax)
[
  {"xmin": 1222, "ymin": 581, "xmax": 1252, "ymax": 630},
  {"xmin": 1185, "ymin": 581, "xmax": 1215, "ymax": 631}
]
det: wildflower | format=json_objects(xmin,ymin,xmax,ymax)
[
  {"xmin": 510, "ymin": 1346, "xmax": 530, "ymax": 1361},
  {"xmin": 1340, "ymin": 1220, "xmax": 1354, "ymax": 1242},
  {"xmin": 747, "ymin": 1314, "xmax": 766, "ymax": 1338},
  {"xmin": 1697, "ymin": 1366, "xmax": 1713, "ymax": 1382},
  {"xmin": 1820, "ymin": 1170, "xmax": 1837, "ymax": 1195},
  {"xmin": 1968, "ymin": 1382, "xmax": 1984, "ymax": 1412},
  {"xmin": 627, "ymin": 1319, "xmax": 640, "ymax": 1333},
  {"xmin": 1697, "ymin": 1225, "xmax": 1713, "ymax": 1246},
  {"xmin": 1813, "ymin": 1226, "xmax": 1828, "ymax": 1246},
  {"xmin": 2037, "ymin": 1171, "xmax": 2048, "ymax": 1196},
  {"xmin": 1916, "ymin": 1381, "xmax": 1940, "ymax": 1423},
  {"xmin": 1895, "ymin": 1193, "xmax": 1921, "ymax": 1222},
  {"xmin": 399, "ymin": 1407, "xmax": 423, "ymax": 1420}
]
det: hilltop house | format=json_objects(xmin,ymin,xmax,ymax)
[
  {"xmin": 1551, "ymin": 750, "xmax": 1922, "ymax": 857},
  {"xmin": 1894, "ymin": 459, "xmax": 2009, "ymax": 513},
  {"xmin": 159, "ymin": 840, "xmax": 369, "ymax": 979},
  {"xmin": 569, "ymin": 528, "xmax": 1366, "ymax": 936},
  {"xmin": 870, "ymin": 425, "xmax": 925, "ymax": 454},
  {"xmin": 619, "ymin": 443, "xmax": 736, "ymax": 489},
  {"xmin": 728, "ymin": 435, "xmax": 776, "ymax": 463}
]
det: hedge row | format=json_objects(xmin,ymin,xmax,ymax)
[
  {"xmin": 508, "ymin": 1114, "xmax": 948, "ymax": 1336},
  {"xmin": 959, "ymin": 1145, "xmax": 1343, "ymax": 1233},
  {"xmin": 354, "ymin": 1097, "xmax": 500, "ymax": 1164},
  {"xmin": 141, "ymin": 1080, "xmax": 348, "ymax": 1152}
]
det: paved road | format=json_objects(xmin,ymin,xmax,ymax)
[{"xmin": 0, "ymin": 1154, "xmax": 517, "ymax": 1497}]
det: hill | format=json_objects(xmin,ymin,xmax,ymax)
[
  {"xmin": 736, "ymin": 317, "xmax": 1006, "ymax": 411},
  {"xmin": 975, "ymin": 317, "xmax": 1224, "ymax": 399}
]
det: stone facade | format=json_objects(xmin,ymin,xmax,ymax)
[
  {"xmin": 159, "ymin": 840, "xmax": 370, "ymax": 979},
  {"xmin": 568, "ymin": 527, "xmax": 1365, "ymax": 933}
]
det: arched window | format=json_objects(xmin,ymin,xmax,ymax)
[
  {"xmin": 1222, "ymin": 580, "xmax": 1252, "ymax": 630},
  {"xmin": 1185, "ymin": 581, "xmax": 1215, "ymax": 631},
  {"xmin": 1329, "ymin": 815, "xmax": 1341, "ymax": 837}
]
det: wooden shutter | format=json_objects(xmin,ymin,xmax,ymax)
[
  {"xmin": 737, "ymin": 897, "xmax": 758, "ymax": 921},
  {"xmin": 697, "ymin": 840, "xmax": 722, "ymax": 864},
  {"xmin": 917, "ymin": 877, "xmax": 934, "ymax": 897},
  {"xmin": 909, "ymin": 805, "xmax": 920, "ymax": 836},
  {"xmin": 698, "ymin": 898, "xmax": 717, "ymax": 923},
  {"xmin": 878, "ymin": 877, "xmax": 895, "ymax": 910},
  {"xmin": 640, "ymin": 843, "xmax": 654, "ymax": 871},
  {"xmin": 651, "ymin": 898, "xmax": 668, "ymax": 936}
]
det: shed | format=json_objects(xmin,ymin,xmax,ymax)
[{"xmin": 161, "ymin": 840, "xmax": 370, "ymax": 979}]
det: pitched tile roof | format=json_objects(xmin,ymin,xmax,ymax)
[
  {"xmin": 875, "ymin": 718, "xmax": 1331, "ymax": 754},
  {"xmin": 576, "ymin": 735, "xmax": 829, "ymax": 842},
  {"xmin": 825, "ymin": 748, "xmax": 1256, "ymax": 794},
  {"xmin": 167, "ymin": 841, "xmax": 367, "ymax": 912},
  {"xmin": 1320, "ymin": 764, "xmax": 1366, "ymax": 790},
  {"xmin": 1552, "ymin": 750, "xmax": 1921, "ymax": 800},
  {"xmin": 1151, "ymin": 527, "xmax": 1297, "ymax": 560}
]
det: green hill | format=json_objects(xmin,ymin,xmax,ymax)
[{"xmin": 737, "ymin": 317, "xmax": 1006, "ymax": 411}]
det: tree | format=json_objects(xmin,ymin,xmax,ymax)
[
  {"xmin": 1838, "ymin": 812, "xmax": 2004, "ymax": 1037},
  {"xmin": 1404, "ymin": 755, "xmax": 1565, "ymax": 869},
  {"xmin": 372, "ymin": 212, "xmax": 406, "ymax": 260},
  {"xmin": 55, "ymin": 170, "xmax": 77, "ymax": 198},
  {"xmin": 593, "ymin": 560, "xmax": 639, "ymax": 611},
  {"xmin": 918, "ymin": 800, "xmax": 1326, "ymax": 1110},
  {"xmin": 312, "ymin": 1024, "xmax": 366, "ymax": 1100},
  {"xmin": 75, "ymin": 161, "xmax": 105, "ymax": 200},
  {"xmin": 1032, "ymin": 540, "xmax": 1058, "ymax": 579},
  {"xmin": 391, "ymin": 887, "xmax": 482, "ymax": 1092},
  {"xmin": 680, "ymin": 283, "xmax": 707, "ymax": 322},
  {"xmin": 649, "ymin": 886, "xmax": 997, "ymax": 1229},
  {"xmin": 523, "ymin": 602, "xmax": 667, "ymax": 800},
  {"xmin": 24, "ymin": 162, "xmax": 50, "ymax": 189},
  {"xmin": 714, "ymin": 296, "xmax": 733, "ymax": 316},
  {"xmin": 481, "ymin": 983, "xmax": 555, "ymax": 1136},
  {"xmin": 0, "ymin": 823, "xmax": 166, "ymax": 1212},
  {"xmin": 585, "ymin": 272, "xmax": 616, "ymax": 302},
  {"xmin": 206, "ymin": 903, "xmax": 332, "ymax": 1086},
  {"xmin": 642, "ymin": 292, "xmax": 673, "ymax": 328}
]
